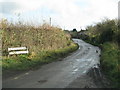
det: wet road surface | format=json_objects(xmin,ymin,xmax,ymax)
[{"xmin": 3, "ymin": 39, "xmax": 101, "ymax": 88}]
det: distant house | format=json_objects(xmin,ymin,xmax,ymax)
[{"xmin": 78, "ymin": 30, "xmax": 89, "ymax": 40}]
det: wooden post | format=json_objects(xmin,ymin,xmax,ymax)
[{"xmin": 50, "ymin": 17, "xmax": 51, "ymax": 26}]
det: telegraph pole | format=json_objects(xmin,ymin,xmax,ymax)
[{"xmin": 50, "ymin": 17, "xmax": 51, "ymax": 26}]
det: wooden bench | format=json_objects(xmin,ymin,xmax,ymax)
[{"xmin": 8, "ymin": 47, "xmax": 29, "ymax": 56}]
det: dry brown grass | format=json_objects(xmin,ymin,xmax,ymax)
[{"xmin": 1, "ymin": 19, "xmax": 72, "ymax": 56}]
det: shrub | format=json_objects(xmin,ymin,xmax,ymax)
[{"xmin": 100, "ymin": 42, "xmax": 120, "ymax": 88}]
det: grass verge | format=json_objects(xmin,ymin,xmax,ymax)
[
  {"xmin": 100, "ymin": 42, "xmax": 120, "ymax": 88},
  {"xmin": 2, "ymin": 42, "xmax": 79, "ymax": 71}
]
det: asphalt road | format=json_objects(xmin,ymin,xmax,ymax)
[{"xmin": 3, "ymin": 39, "xmax": 101, "ymax": 88}]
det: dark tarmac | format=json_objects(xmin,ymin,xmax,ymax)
[{"xmin": 3, "ymin": 39, "xmax": 110, "ymax": 88}]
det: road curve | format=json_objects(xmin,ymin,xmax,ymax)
[{"xmin": 3, "ymin": 39, "xmax": 101, "ymax": 88}]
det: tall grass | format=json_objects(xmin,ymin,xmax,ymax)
[
  {"xmin": 1, "ymin": 19, "xmax": 79, "ymax": 71},
  {"xmin": 1, "ymin": 19, "xmax": 72, "ymax": 56}
]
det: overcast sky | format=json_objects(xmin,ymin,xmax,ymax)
[{"xmin": 0, "ymin": 0, "xmax": 119, "ymax": 30}]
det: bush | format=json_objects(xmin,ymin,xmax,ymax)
[
  {"xmin": 100, "ymin": 42, "xmax": 120, "ymax": 88},
  {"xmin": 84, "ymin": 19, "xmax": 117, "ymax": 44}
]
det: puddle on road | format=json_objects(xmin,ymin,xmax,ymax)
[
  {"xmin": 76, "ymin": 59, "xmax": 85, "ymax": 62},
  {"xmin": 72, "ymin": 66, "xmax": 77, "ymax": 69},
  {"xmin": 85, "ymin": 63, "xmax": 88, "ymax": 66},
  {"xmin": 87, "ymin": 58, "xmax": 93, "ymax": 61},
  {"xmin": 14, "ymin": 77, "xmax": 19, "ymax": 80},
  {"xmin": 82, "ymin": 70, "xmax": 87, "ymax": 74},
  {"xmin": 76, "ymin": 59, "xmax": 80, "ymax": 62},
  {"xmin": 73, "ymin": 68, "xmax": 78, "ymax": 72},
  {"xmin": 72, "ymin": 68, "xmax": 79, "ymax": 74},
  {"xmin": 80, "ymin": 66, "xmax": 84, "ymax": 68},
  {"xmin": 25, "ymin": 73, "xmax": 29, "ymax": 75},
  {"xmin": 70, "ymin": 58, "xmax": 95, "ymax": 75},
  {"xmin": 76, "ymin": 58, "xmax": 93, "ymax": 62}
]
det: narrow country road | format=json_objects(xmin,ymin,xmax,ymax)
[{"xmin": 3, "ymin": 39, "xmax": 104, "ymax": 88}]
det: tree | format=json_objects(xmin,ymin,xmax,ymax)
[{"xmin": 72, "ymin": 28, "xmax": 77, "ymax": 32}]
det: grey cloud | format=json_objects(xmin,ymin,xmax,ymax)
[{"xmin": 0, "ymin": 2, "xmax": 21, "ymax": 14}]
